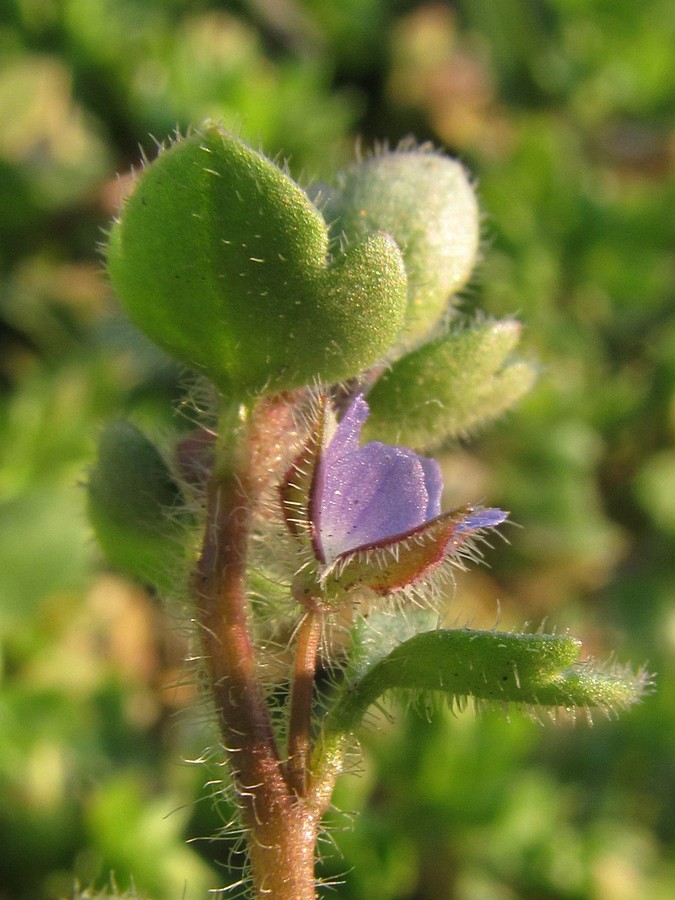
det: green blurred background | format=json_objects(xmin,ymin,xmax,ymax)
[{"xmin": 1, "ymin": 1, "xmax": 673, "ymax": 897}]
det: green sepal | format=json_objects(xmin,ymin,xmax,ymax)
[
  {"xmin": 317, "ymin": 506, "xmax": 487, "ymax": 604},
  {"xmin": 364, "ymin": 318, "xmax": 536, "ymax": 447},
  {"xmin": 324, "ymin": 625, "xmax": 648, "ymax": 737},
  {"xmin": 88, "ymin": 421, "xmax": 192, "ymax": 590},
  {"xmin": 325, "ymin": 147, "xmax": 480, "ymax": 346},
  {"xmin": 107, "ymin": 124, "xmax": 408, "ymax": 397}
]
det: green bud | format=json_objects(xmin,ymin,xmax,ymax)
[
  {"xmin": 325, "ymin": 626, "xmax": 648, "ymax": 737},
  {"xmin": 365, "ymin": 318, "xmax": 536, "ymax": 447},
  {"xmin": 88, "ymin": 422, "xmax": 190, "ymax": 589},
  {"xmin": 325, "ymin": 147, "xmax": 480, "ymax": 345},
  {"xmin": 107, "ymin": 124, "xmax": 408, "ymax": 396}
]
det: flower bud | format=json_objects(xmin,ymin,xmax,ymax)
[{"xmin": 325, "ymin": 147, "xmax": 480, "ymax": 346}]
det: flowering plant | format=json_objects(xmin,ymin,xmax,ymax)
[{"xmin": 89, "ymin": 124, "xmax": 647, "ymax": 899}]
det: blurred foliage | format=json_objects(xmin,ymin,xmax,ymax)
[{"xmin": 0, "ymin": 1, "xmax": 673, "ymax": 898}]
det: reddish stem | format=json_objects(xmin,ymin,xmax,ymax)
[
  {"xmin": 287, "ymin": 610, "xmax": 322, "ymax": 796},
  {"xmin": 190, "ymin": 397, "xmax": 336, "ymax": 899},
  {"xmin": 193, "ymin": 464, "xmax": 283, "ymax": 797}
]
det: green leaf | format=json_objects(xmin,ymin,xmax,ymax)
[
  {"xmin": 325, "ymin": 147, "xmax": 480, "ymax": 346},
  {"xmin": 107, "ymin": 124, "xmax": 408, "ymax": 396},
  {"xmin": 87, "ymin": 422, "xmax": 192, "ymax": 590},
  {"xmin": 324, "ymin": 627, "xmax": 648, "ymax": 737},
  {"xmin": 365, "ymin": 318, "xmax": 536, "ymax": 447}
]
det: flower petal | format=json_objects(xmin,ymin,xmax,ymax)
[{"xmin": 313, "ymin": 394, "xmax": 443, "ymax": 562}]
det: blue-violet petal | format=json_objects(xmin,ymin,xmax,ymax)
[{"xmin": 313, "ymin": 394, "xmax": 443, "ymax": 562}]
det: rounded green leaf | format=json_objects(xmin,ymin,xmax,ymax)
[
  {"xmin": 107, "ymin": 124, "xmax": 408, "ymax": 396},
  {"xmin": 326, "ymin": 147, "xmax": 480, "ymax": 346}
]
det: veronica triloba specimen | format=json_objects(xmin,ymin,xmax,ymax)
[{"xmin": 91, "ymin": 124, "xmax": 648, "ymax": 900}]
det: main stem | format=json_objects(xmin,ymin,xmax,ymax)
[{"xmin": 191, "ymin": 397, "xmax": 338, "ymax": 899}]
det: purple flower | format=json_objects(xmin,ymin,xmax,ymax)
[
  {"xmin": 280, "ymin": 393, "xmax": 506, "ymax": 606},
  {"xmin": 312, "ymin": 394, "xmax": 444, "ymax": 563}
]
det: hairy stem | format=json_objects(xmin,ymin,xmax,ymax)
[
  {"xmin": 191, "ymin": 396, "xmax": 336, "ymax": 899},
  {"xmin": 287, "ymin": 610, "xmax": 322, "ymax": 796},
  {"xmin": 193, "ymin": 449, "xmax": 282, "ymax": 794}
]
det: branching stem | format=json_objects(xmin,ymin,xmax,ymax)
[{"xmin": 190, "ymin": 395, "xmax": 339, "ymax": 899}]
